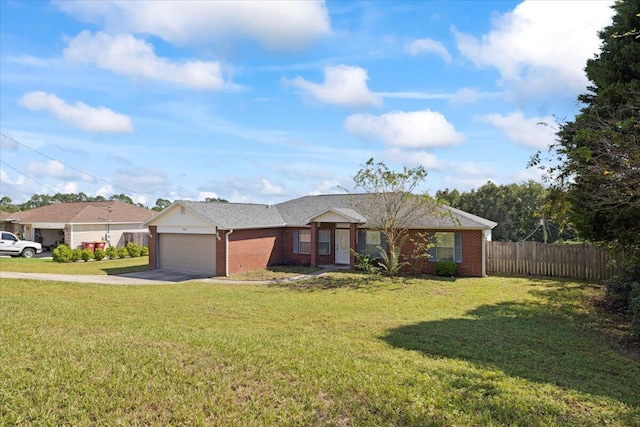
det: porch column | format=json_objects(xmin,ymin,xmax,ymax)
[
  {"xmin": 310, "ymin": 222, "xmax": 318, "ymax": 267},
  {"xmin": 349, "ymin": 223, "xmax": 357, "ymax": 269}
]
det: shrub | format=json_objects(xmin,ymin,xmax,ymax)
[
  {"xmin": 106, "ymin": 246, "xmax": 118, "ymax": 259},
  {"xmin": 52, "ymin": 244, "xmax": 72, "ymax": 263},
  {"xmin": 435, "ymin": 260, "xmax": 457, "ymax": 277},
  {"xmin": 630, "ymin": 295, "xmax": 640, "ymax": 340},
  {"xmin": 605, "ymin": 258, "xmax": 640, "ymax": 313},
  {"xmin": 354, "ymin": 252, "xmax": 380, "ymax": 275},
  {"xmin": 70, "ymin": 248, "xmax": 82, "ymax": 262},
  {"xmin": 118, "ymin": 247, "xmax": 129, "ymax": 258},
  {"xmin": 606, "ymin": 257, "xmax": 640, "ymax": 342},
  {"xmin": 93, "ymin": 248, "xmax": 106, "ymax": 261},
  {"xmin": 140, "ymin": 246, "xmax": 149, "ymax": 256},
  {"xmin": 378, "ymin": 245, "xmax": 407, "ymax": 277},
  {"xmin": 126, "ymin": 242, "xmax": 142, "ymax": 258},
  {"xmin": 80, "ymin": 248, "xmax": 94, "ymax": 262}
]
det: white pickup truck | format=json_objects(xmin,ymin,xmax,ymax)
[{"xmin": 0, "ymin": 231, "xmax": 43, "ymax": 258}]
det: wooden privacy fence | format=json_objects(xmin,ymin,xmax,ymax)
[{"xmin": 486, "ymin": 241, "xmax": 626, "ymax": 281}]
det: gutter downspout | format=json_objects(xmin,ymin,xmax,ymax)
[
  {"xmin": 482, "ymin": 235, "xmax": 487, "ymax": 277},
  {"xmin": 225, "ymin": 229, "xmax": 234, "ymax": 277}
]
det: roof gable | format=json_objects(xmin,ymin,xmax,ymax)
[{"xmin": 149, "ymin": 200, "xmax": 286, "ymax": 230}]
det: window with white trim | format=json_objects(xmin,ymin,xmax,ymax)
[
  {"xmin": 429, "ymin": 232, "xmax": 462, "ymax": 263},
  {"xmin": 298, "ymin": 229, "xmax": 311, "ymax": 254},
  {"xmin": 318, "ymin": 229, "xmax": 331, "ymax": 255},
  {"xmin": 435, "ymin": 232, "xmax": 454, "ymax": 261}
]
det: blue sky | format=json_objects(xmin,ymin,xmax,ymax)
[{"xmin": 0, "ymin": 0, "xmax": 614, "ymax": 206}]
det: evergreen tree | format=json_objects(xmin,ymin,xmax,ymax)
[{"xmin": 540, "ymin": 0, "xmax": 640, "ymax": 252}]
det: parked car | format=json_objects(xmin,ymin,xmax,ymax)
[{"xmin": 0, "ymin": 231, "xmax": 43, "ymax": 258}]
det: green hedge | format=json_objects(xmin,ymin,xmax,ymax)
[
  {"xmin": 52, "ymin": 243, "xmax": 149, "ymax": 263},
  {"xmin": 435, "ymin": 260, "xmax": 457, "ymax": 277}
]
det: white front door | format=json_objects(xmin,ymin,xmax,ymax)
[{"xmin": 335, "ymin": 229, "xmax": 350, "ymax": 264}]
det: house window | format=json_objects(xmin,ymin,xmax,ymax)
[
  {"xmin": 429, "ymin": 232, "xmax": 462, "ymax": 263},
  {"xmin": 357, "ymin": 230, "xmax": 387, "ymax": 258},
  {"xmin": 318, "ymin": 229, "xmax": 331, "ymax": 255},
  {"xmin": 293, "ymin": 229, "xmax": 311, "ymax": 254}
]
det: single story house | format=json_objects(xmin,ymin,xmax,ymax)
[
  {"xmin": 1, "ymin": 201, "xmax": 155, "ymax": 250},
  {"xmin": 145, "ymin": 194, "xmax": 497, "ymax": 277}
]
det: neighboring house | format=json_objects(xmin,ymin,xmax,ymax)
[
  {"xmin": 145, "ymin": 194, "xmax": 497, "ymax": 277},
  {"xmin": 2, "ymin": 201, "xmax": 155, "ymax": 250}
]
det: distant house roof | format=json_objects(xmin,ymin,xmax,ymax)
[
  {"xmin": 6, "ymin": 201, "xmax": 155, "ymax": 224},
  {"xmin": 0, "ymin": 211, "xmax": 20, "ymax": 221},
  {"xmin": 161, "ymin": 194, "xmax": 496, "ymax": 230}
]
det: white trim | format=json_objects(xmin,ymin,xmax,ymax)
[
  {"xmin": 482, "ymin": 236, "xmax": 487, "ymax": 277},
  {"xmin": 157, "ymin": 226, "xmax": 216, "ymax": 234}
]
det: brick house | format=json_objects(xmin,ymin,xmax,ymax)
[{"xmin": 145, "ymin": 194, "xmax": 496, "ymax": 277}]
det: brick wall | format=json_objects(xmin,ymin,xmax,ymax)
[
  {"xmin": 227, "ymin": 228, "xmax": 284, "ymax": 275},
  {"xmin": 400, "ymin": 229, "xmax": 484, "ymax": 277}
]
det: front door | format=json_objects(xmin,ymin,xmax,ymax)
[{"xmin": 335, "ymin": 229, "xmax": 350, "ymax": 264}]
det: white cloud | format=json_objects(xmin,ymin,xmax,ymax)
[
  {"xmin": 0, "ymin": 169, "xmax": 26, "ymax": 186},
  {"xmin": 405, "ymin": 38, "xmax": 452, "ymax": 63},
  {"xmin": 96, "ymin": 185, "xmax": 115, "ymax": 198},
  {"xmin": 1, "ymin": 134, "xmax": 19, "ymax": 151},
  {"xmin": 450, "ymin": 88, "xmax": 502, "ymax": 104},
  {"xmin": 64, "ymin": 31, "xmax": 225, "ymax": 90},
  {"xmin": 24, "ymin": 160, "xmax": 92, "ymax": 182},
  {"xmin": 376, "ymin": 91, "xmax": 452, "ymax": 100},
  {"xmin": 479, "ymin": 111, "xmax": 556, "ymax": 149},
  {"xmin": 442, "ymin": 176, "xmax": 497, "ymax": 192},
  {"xmin": 289, "ymin": 65, "xmax": 382, "ymax": 108},
  {"xmin": 380, "ymin": 148, "xmax": 440, "ymax": 170},
  {"xmin": 198, "ymin": 191, "xmax": 219, "ymax": 201},
  {"xmin": 55, "ymin": 1, "xmax": 331, "ymax": 50},
  {"xmin": 18, "ymin": 91, "xmax": 134, "ymax": 133},
  {"xmin": 344, "ymin": 110, "xmax": 464, "ymax": 148},
  {"xmin": 454, "ymin": 0, "xmax": 614, "ymax": 100},
  {"xmin": 113, "ymin": 167, "xmax": 169, "ymax": 193},
  {"xmin": 260, "ymin": 178, "xmax": 284, "ymax": 196}
]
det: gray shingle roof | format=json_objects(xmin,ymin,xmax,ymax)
[
  {"xmin": 175, "ymin": 194, "xmax": 496, "ymax": 230},
  {"xmin": 178, "ymin": 200, "xmax": 285, "ymax": 229}
]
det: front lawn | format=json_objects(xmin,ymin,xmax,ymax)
[
  {"xmin": 1, "ymin": 275, "xmax": 638, "ymax": 426},
  {"xmin": 0, "ymin": 256, "xmax": 149, "ymax": 275},
  {"xmin": 219, "ymin": 265, "xmax": 322, "ymax": 281}
]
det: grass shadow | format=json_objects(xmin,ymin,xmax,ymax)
[
  {"xmin": 270, "ymin": 270, "xmax": 405, "ymax": 292},
  {"xmin": 101, "ymin": 264, "xmax": 150, "ymax": 276},
  {"xmin": 382, "ymin": 298, "xmax": 640, "ymax": 407}
]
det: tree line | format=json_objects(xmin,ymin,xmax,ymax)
[
  {"xmin": 0, "ymin": 193, "xmax": 228, "ymax": 213},
  {"xmin": 436, "ymin": 181, "xmax": 575, "ymax": 244}
]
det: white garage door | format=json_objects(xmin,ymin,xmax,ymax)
[{"xmin": 158, "ymin": 233, "xmax": 216, "ymax": 276}]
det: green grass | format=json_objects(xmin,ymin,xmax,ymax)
[
  {"xmin": 1, "ymin": 274, "xmax": 639, "ymax": 426},
  {"xmin": 0, "ymin": 256, "xmax": 149, "ymax": 275},
  {"xmin": 219, "ymin": 265, "xmax": 322, "ymax": 281}
]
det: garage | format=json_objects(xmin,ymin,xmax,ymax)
[{"xmin": 158, "ymin": 233, "xmax": 216, "ymax": 276}]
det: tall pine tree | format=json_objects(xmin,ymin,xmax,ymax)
[{"xmin": 547, "ymin": 0, "xmax": 640, "ymax": 252}]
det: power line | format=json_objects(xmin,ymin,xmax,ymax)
[
  {"xmin": 0, "ymin": 132, "xmax": 142, "ymax": 196},
  {"xmin": 0, "ymin": 160, "xmax": 59, "ymax": 194},
  {"xmin": 520, "ymin": 223, "xmax": 542, "ymax": 242}
]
